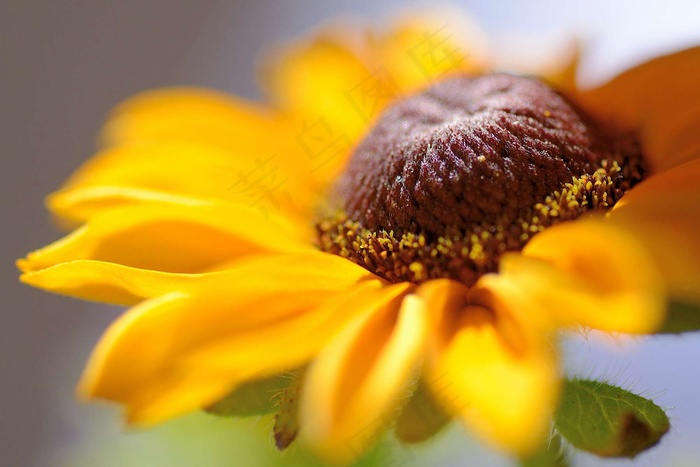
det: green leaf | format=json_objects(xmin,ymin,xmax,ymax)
[
  {"xmin": 554, "ymin": 379, "xmax": 670, "ymax": 458},
  {"xmin": 519, "ymin": 433, "xmax": 569, "ymax": 467},
  {"xmin": 205, "ymin": 374, "xmax": 293, "ymax": 417},
  {"xmin": 659, "ymin": 300, "xmax": 700, "ymax": 333}
]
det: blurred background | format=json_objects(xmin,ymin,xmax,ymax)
[{"xmin": 2, "ymin": 1, "xmax": 700, "ymax": 465}]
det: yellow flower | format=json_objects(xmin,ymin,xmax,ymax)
[{"xmin": 17, "ymin": 10, "xmax": 700, "ymax": 464}]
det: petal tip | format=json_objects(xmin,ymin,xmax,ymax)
[
  {"xmin": 16, "ymin": 258, "xmax": 32, "ymax": 274},
  {"xmin": 75, "ymin": 365, "xmax": 101, "ymax": 402}
]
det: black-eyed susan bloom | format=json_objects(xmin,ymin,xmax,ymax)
[{"xmin": 18, "ymin": 10, "xmax": 700, "ymax": 464}]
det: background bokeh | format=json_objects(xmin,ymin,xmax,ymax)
[{"xmin": 2, "ymin": 1, "xmax": 700, "ymax": 465}]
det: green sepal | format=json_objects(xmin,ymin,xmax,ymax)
[
  {"xmin": 554, "ymin": 378, "xmax": 670, "ymax": 458},
  {"xmin": 394, "ymin": 382, "xmax": 451, "ymax": 444},
  {"xmin": 659, "ymin": 300, "xmax": 700, "ymax": 333},
  {"xmin": 205, "ymin": 374, "xmax": 293, "ymax": 417},
  {"xmin": 273, "ymin": 371, "xmax": 304, "ymax": 451},
  {"xmin": 519, "ymin": 433, "xmax": 569, "ymax": 467}
]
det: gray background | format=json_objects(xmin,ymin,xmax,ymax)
[{"xmin": 2, "ymin": 1, "xmax": 700, "ymax": 465}]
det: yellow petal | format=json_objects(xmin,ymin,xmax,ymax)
[
  {"xmin": 614, "ymin": 157, "xmax": 700, "ymax": 211},
  {"xmin": 609, "ymin": 159, "xmax": 700, "ymax": 304},
  {"xmin": 300, "ymin": 286, "xmax": 425, "ymax": 463},
  {"xmin": 19, "ymin": 260, "xmax": 214, "ymax": 305},
  {"xmin": 19, "ymin": 203, "xmax": 312, "ymax": 274},
  {"xmin": 99, "ymin": 87, "xmax": 284, "ymax": 149},
  {"xmin": 20, "ymin": 248, "xmax": 366, "ymax": 306},
  {"xmin": 77, "ymin": 292, "xmax": 228, "ymax": 425},
  {"xmin": 52, "ymin": 141, "xmax": 315, "ymax": 225},
  {"xmin": 423, "ymin": 280, "xmax": 559, "ymax": 456},
  {"xmin": 181, "ymin": 280, "xmax": 409, "ymax": 375},
  {"xmin": 78, "ymin": 292, "xmax": 254, "ymax": 426},
  {"xmin": 374, "ymin": 8, "xmax": 488, "ymax": 91},
  {"xmin": 261, "ymin": 26, "xmax": 373, "ymax": 139},
  {"xmin": 495, "ymin": 219, "xmax": 666, "ymax": 334},
  {"xmin": 124, "ymin": 372, "xmax": 241, "ymax": 426},
  {"xmin": 78, "ymin": 255, "xmax": 383, "ymax": 426},
  {"xmin": 47, "ymin": 186, "xmax": 216, "ymax": 230},
  {"xmin": 577, "ymin": 46, "xmax": 700, "ymax": 172},
  {"xmin": 261, "ymin": 30, "xmax": 383, "ymax": 187}
]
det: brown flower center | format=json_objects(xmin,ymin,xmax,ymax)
[{"xmin": 317, "ymin": 74, "xmax": 646, "ymax": 286}]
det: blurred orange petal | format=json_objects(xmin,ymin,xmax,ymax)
[
  {"xmin": 18, "ymin": 203, "xmax": 312, "ymax": 274},
  {"xmin": 423, "ymin": 280, "xmax": 559, "ymax": 456},
  {"xmin": 299, "ymin": 284, "xmax": 423, "ymax": 463},
  {"xmin": 610, "ymin": 159, "xmax": 700, "ymax": 304},
  {"xmin": 578, "ymin": 46, "xmax": 700, "ymax": 172},
  {"xmin": 53, "ymin": 140, "xmax": 315, "ymax": 225},
  {"xmin": 78, "ymin": 257, "xmax": 381, "ymax": 426},
  {"xmin": 495, "ymin": 220, "xmax": 666, "ymax": 334}
]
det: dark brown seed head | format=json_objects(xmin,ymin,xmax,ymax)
[
  {"xmin": 319, "ymin": 74, "xmax": 645, "ymax": 285},
  {"xmin": 336, "ymin": 73, "xmax": 632, "ymax": 237}
]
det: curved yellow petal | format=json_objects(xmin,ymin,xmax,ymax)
[
  {"xmin": 47, "ymin": 186, "xmax": 217, "ymax": 230},
  {"xmin": 261, "ymin": 26, "xmax": 373, "ymax": 139},
  {"xmin": 413, "ymin": 279, "xmax": 475, "ymax": 346},
  {"xmin": 260, "ymin": 28, "xmax": 382, "ymax": 187},
  {"xmin": 614, "ymin": 156, "xmax": 700, "ymax": 210},
  {"xmin": 374, "ymin": 8, "xmax": 488, "ymax": 91},
  {"xmin": 609, "ymin": 159, "xmax": 700, "ymax": 304},
  {"xmin": 423, "ymin": 280, "xmax": 559, "ymax": 456},
  {"xmin": 577, "ymin": 46, "xmax": 700, "ymax": 172},
  {"xmin": 125, "ymin": 284, "xmax": 390, "ymax": 427},
  {"xmin": 99, "ymin": 87, "xmax": 284, "ymax": 149},
  {"xmin": 20, "ymin": 247, "xmax": 368, "ymax": 306},
  {"xmin": 181, "ymin": 280, "xmax": 407, "ymax": 375},
  {"xmin": 77, "ymin": 292, "xmax": 259, "ymax": 426},
  {"xmin": 52, "ymin": 141, "xmax": 315, "ymax": 225},
  {"xmin": 496, "ymin": 219, "xmax": 666, "ymax": 334},
  {"xmin": 19, "ymin": 260, "xmax": 216, "ymax": 305},
  {"xmin": 77, "ymin": 292, "xmax": 223, "ymax": 424},
  {"xmin": 78, "ymin": 255, "xmax": 381, "ymax": 426},
  {"xmin": 299, "ymin": 286, "xmax": 425, "ymax": 463},
  {"xmin": 123, "ymin": 372, "xmax": 241, "ymax": 427},
  {"xmin": 19, "ymin": 203, "xmax": 312, "ymax": 274}
]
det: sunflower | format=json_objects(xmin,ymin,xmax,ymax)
[{"xmin": 18, "ymin": 10, "xmax": 700, "ymax": 464}]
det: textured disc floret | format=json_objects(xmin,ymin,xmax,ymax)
[{"xmin": 319, "ymin": 74, "xmax": 646, "ymax": 285}]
